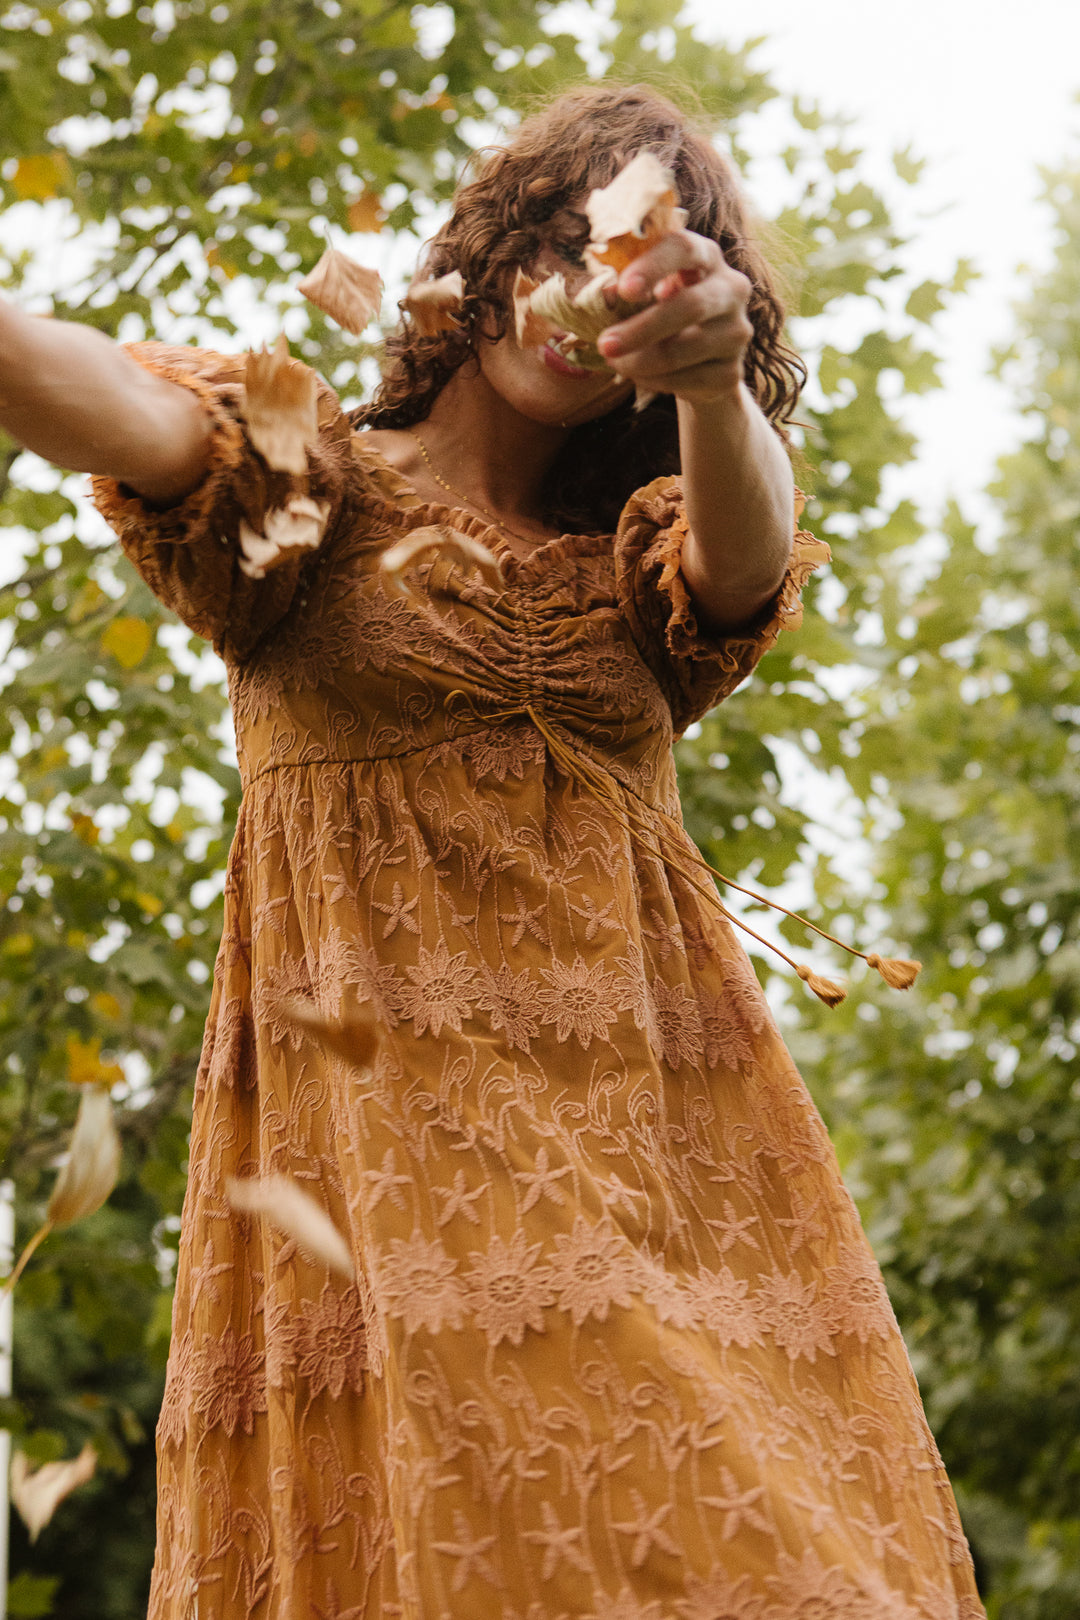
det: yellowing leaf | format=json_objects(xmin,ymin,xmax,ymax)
[
  {"xmin": 134, "ymin": 891, "xmax": 163, "ymax": 917},
  {"xmin": 3, "ymin": 932, "xmax": 34, "ymax": 956},
  {"xmin": 402, "ymin": 270, "xmax": 465, "ymax": 337},
  {"xmin": 165, "ymin": 821, "xmax": 185, "ymax": 843},
  {"xmin": 347, "ymin": 189, "xmax": 387, "ymax": 234},
  {"xmin": 48, "ymin": 1084, "xmax": 122, "ymax": 1227},
  {"xmin": 243, "ymin": 334, "xmax": 319, "ymax": 475},
  {"xmin": 11, "ymin": 153, "xmax": 69, "ymax": 201},
  {"xmin": 41, "ymin": 745, "xmax": 67, "ymax": 771},
  {"xmin": 101, "ymin": 615, "xmax": 152, "ymax": 668},
  {"xmin": 70, "ymin": 812, "xmax": 99, "ymax": 845},
  {"xmin": 66, "ymin": 1034, "xmax": 123, "ymax": 1089},
  {"xmin": 91, "ymin": 992, "xmax": 122, "ymax": 1021},
  {"xmin": 298, "ymin": 249, "xmax": 382, "ymax": 335},
  {"xmin": 273, "ymin": 150, "xmax": 292, "ymax": 170},
  {"xmin": 11, "ymin": 1444, "xmax": 97, "ymax": 1542},
  {"xmin": 298, "ymin": 130, "xmax": 318, "ymax": 157},
  {"xmin": 66, "ymin": 929, "xmax": 89, "ymax": 949},
  {"xmin": 226, "ymin": 1174, "xmax": 355, "ymax": 1279}
]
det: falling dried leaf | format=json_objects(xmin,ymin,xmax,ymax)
[
  {"xmin": 298, "ymin": 248, "xmax": 383, "ymax": 335},
  {"xmin": 584, "ymin": 150, "xmax": 688, "ymax": 274},
  {"xmin": 226, "ymin": 1174, "xmax": 355, "ymax": 1280},
  {"xmin": 381, "ymin": 528, "xmax": 505, "ymax": 599},
  {"xmin": 11, "ymin": 1444, "xmax": 97, "ymax": 1542},
  {"xmin": 275, "ymin": 995, "xmax": 380, "ymax": 1069},
  {"xmin": 237, "ymin": 493, "xmax": 330, "ymax": 580},
  {"xmin": 48, "ymin": 1084, "xmax": 122, "ymax": 1228},
  {"xmin": 243, "ymin": 334, "xmax": 320, "ymax": 475},
  {"xmin": 402, "ymin": 270, "xmax": 465, "ymax": 336}
]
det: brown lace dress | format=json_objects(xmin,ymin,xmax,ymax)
[{"xmin": 92, "ymin": 345, "xmax": 984, "ymax": 1620}]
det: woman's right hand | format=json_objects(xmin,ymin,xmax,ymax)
[{"xmin": 0, "ymin": 294, "xmax": 213, "ymax": 503}]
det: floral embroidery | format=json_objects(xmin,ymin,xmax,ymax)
[
  {"xmin": 475, "ymin": 965, "xmax": 544, "ymax": 1055},
  {"xmin": 537, "ymin": 957, "xmax": 623, "ymax": 1048},
  {"xmin": 547, "ymin": 1217, "xmax": 640, "ymax": 1327},
  {"xmin": 396, "ymin": 943, "xmax": 478, "ymax": 1039},
  {"xmin": 463, "ymin": 1230, "xmax": 555, "ymax": 1346},
  {"xmin": 192, "ymin": 1327, "xmax": 268, "ymax": 1437},
  {"xmin": 377, "ymin": 1232, "xmax": 466, "ymax": 1336},
  {"xmin": 692, "ymin": 1264, "xmax": 765, "ymax": 1350},
  {"xmin": 290, "ymin": 1284, "xmax": 368, "ymax": 1400},
  {"xmin": 754, "ymin": 1271, "xmax": 837, "ymax": 1365}
]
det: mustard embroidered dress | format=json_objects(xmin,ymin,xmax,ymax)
[{"xmin": 93, "ymin": 345, "xmax": 984, "ymax": 1620}]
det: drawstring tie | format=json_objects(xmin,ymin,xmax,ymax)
[{"xmin": 449, "ymin": 691, "xmax": 920, "ymax": 1008}]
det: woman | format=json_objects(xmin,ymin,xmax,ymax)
[{"xmin": 0, "ymin": 84, "xmax": 983, "ymax": 1620}]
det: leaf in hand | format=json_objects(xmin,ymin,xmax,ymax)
[
  {"xmin": 584, "ymin": 150, "xmax": 688, "ymax": 274},
  {"xmin": 226, "ymin": 1174, "xmax": 355, "ymax": 1280},
  {"xmin": 11, "ymin": 1445, "xmax": 97, "ymax": 1542},
  {"xmin": 243, "ymin": 334, "xmax": 319, "ymax": 475},
  {"xmin": 402, "ymin": 270, "xmax": 466, "ymax": 336},
  {"xmin": 298, "ymin": 248, "xmax": 383, "ymax": 334}
]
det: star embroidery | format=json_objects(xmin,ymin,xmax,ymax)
[
  {"xmin": 702, "ymin": 1468, "xmax": 772, "ymax": 1540},
  {"xmin": 515, "ymin": 1146, "xmax": 572, "ymax": 1212},
  {"xmin": 362, "ymin": 1148, "xmax": 413, "ymax": 1212},
  {"xmin": 432, "ymin": 1510, "xmax": 500, "ymax": 1592},
  {"xmin": 435, "ymin": 1168, "xmax": 485, "ymax": 1228},
  {"xmin": 568, "ymin": 893, "xmax": 620, "ymax": 940},
  {"xmin": 523, "ymin": 1501, "xmax": 590, "ymax": 1581},
  {"xmin": 612, "ymin": 1491, "xmax": 680, "ymax": 1568},
  {"xmin": 371, "ymin": 882, "xmax": 421, "ymax": 940},
  {"xmin": 498, "ymin": 888, "xmax": 548, "ymax": 948},
  {"xmin": 189, "ymin": 1238, "xmax": 233, "ymax": 1306}
]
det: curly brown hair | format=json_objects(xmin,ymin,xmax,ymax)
[{"xmin": 351, "ymin": 82, "xmax": 805, "ymax": 535}]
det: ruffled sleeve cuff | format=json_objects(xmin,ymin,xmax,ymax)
[
  {"xmin": 90, "ymin": 343, "xmax": 357, "ymax": 662},
  {"xmin": 615, "ymin": 476, "xmax": 830, "ymax": 734}
]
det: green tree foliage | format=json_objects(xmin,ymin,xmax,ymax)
[
  {"xmin": 0, "ymin": 1, "xmax": 980, "ymax": 1613},
  {"xmin": 773, "ymin": 165, "xmax": 1080, "ymax": 1618}
]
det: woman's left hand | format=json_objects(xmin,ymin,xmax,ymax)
[{"xmin": 596, "ymin": 230, "xmax": 753, "ymax": 404}]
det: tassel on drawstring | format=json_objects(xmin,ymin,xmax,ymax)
[
  {"xmin": 864, "ymin": 953, "xmax": 921, "ymax": 989},
  {"xmin": 795, "ymin": 964, "xmax": 848, "ymax": 1007}
]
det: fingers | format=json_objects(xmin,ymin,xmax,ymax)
[
  {"xmin": 601, "ymin": 254, "xmax": 751, "ymax": 360},
  {"xmin": 616, "ymin": 229, "xmax": 719, "ymax": 302}
]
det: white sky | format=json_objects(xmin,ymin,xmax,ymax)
[{"xmin": 691, "ymin": 0, "xmax": 1080, "ymax": 524}]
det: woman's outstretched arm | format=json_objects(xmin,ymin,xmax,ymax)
[
  {"xmin": 597, "ymin": 233, "xmax": 796, "ymax": 633},
  {"xmin": 0, "ymin": 296, "xmax": 213, "ymax": 504}
]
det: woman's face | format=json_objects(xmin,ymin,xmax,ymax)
[{"xmin": 475, "ymin": 206, "xmax": 635, "ymax": 430}]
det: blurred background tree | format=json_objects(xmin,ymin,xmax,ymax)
[{"xmin": 0, "ymin": 0, "xmax": 1067, "ymax": 1614}]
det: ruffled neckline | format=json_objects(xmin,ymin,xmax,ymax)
[{"xmin": 348, "ymin": 433, "xmax": 618, "ymax": 580}]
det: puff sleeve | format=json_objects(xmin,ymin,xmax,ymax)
[
  {"xmin": 90, "ymin": 342, "xmax": 359, "ymax": 663},
  {"xmin": 614, "ymin": 475, "xmax": 829, "ymax": 737}
]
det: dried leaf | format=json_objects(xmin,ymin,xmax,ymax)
[
  {"xmin": 11, "ymin": 1444, "xmax": 97, "ymax": 1542},
  {"xmin": 298, "ymin": 248, "xmax": 383, "ymax": 334},
  {"xmin": 347, "ymin": 190, "xmax": 386, "ymax": 234},
  {"xmin": 380, "ymin": 529, "xmax": 505, "ymax": 598},
  {"xmin": 243, "ymin": 334, "xmax": 319, "ymax": 475},
  {"xmin": 237, "ymin": 494, "xmax": 330, "ymax": 580},
  {"xmin": 402, "ymin": 270, "xmax": 465, "ymax": 336},
  {"xmin": 275, "ymin": 994, "xmax": 380, "ymax": 1070},
  {"xmin": 47, "ymin": 1085, "xmax": 122, "ymax": 1229},
  {"xmin": 584, "ymin": 150, "xmax": 688, "ymax": 274},
  {"xmin": 512, "ymin": 268, "xmax": 553, "ymax": 348},
  {"xmin": 226, "ymin": 1174, "xmax": 355, "ymax": 1280}
]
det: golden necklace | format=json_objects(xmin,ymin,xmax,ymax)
[{"xmin": 406, "ymin": 431, "xmax": 545, "ymax": 550}]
